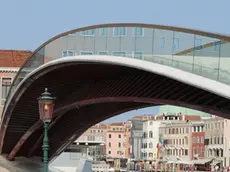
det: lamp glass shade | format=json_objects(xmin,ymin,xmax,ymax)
[{"xmin": 38, "ymin": 99, "xmax": 55, "ymax": 123}]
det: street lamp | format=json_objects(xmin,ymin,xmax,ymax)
[{"xmin": 38, "ymin": 88, "xmax": 55, "ymax": 172}]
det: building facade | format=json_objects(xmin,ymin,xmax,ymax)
[
  {"xmin": 141, "ymin": 120, "xmax": 161, "ymax": 161},
  {"xmin": 0, "ymin": 50, "xmax": 31, "ymax": 118},
  {"xmin": 76, "ymin": 123, "xmax": 108, "ymax": 159},
  {"xmin": 191, "ymin": 121, "xmax": 205, "ymax": 159},
  {"xmin": 106, "ymin": 122, "xmax": 130, "ymax": 159},
  {"xmin": 223, "ymin": 119, "xmax": 230, "ymax": 167},
  {"xmin": 204, "ymin": 117, "xmax": 224, "ymax": 164},
  {"xmin": 131, "ymin": 115, "xmax": 152, "ymax": 160},
  {"xmin": 159, "ymin": 114, "xmax": 203, "ymax": 161}
]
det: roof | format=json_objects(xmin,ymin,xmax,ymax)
[
  {"xmin": 0, "ymin": 50, "xmax": 32, "ymax": 67},
  {"xmin": 109, "ymin": 122, "xmax": 125, "ymax": 126}
]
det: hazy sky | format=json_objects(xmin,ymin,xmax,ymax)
[{"xmin": 0, "ymin": 0, "xmax": 229, "ymax": 122}]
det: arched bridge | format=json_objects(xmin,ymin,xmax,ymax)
[{"xmin": 1, "ymin": 23, "xmax": 230, "ymax": 167}]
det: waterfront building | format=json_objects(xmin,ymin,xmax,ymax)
[
  {"xmin": 204, "ymin": 117, "xmax": 224, "ymax": 166},
  {"xmin": 106, "ymin": 122, "xmax": 131, "ymax": 159}
]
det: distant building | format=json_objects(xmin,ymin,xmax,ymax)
[
  {"xmin": 191, "ymin": 121, "xmax": 205, "ymax": 159},
  {"xmin": 158, "ymin": 105, "xmax": 212, "ymax": 118},
  {"xmin": 0, "ymin": 49, "xmax": 32, "ymax": 118},
  {"xmin": 204, "ymin": 117, "xmax": 224, "ymax": 166},
  {"xmin": 141, "ymin": 120, "xmax": 161, "ymax": 161},
  {"xmin": 223, "ymin": 119, "xmax": 230, "ymax": 167},
  {"xmin": 159, "ymin": 114, "xmax": 204, "ymax": 161},
  {"xmin": 124, "ymin": 121, "xmax": 132, "ymax": 158},
  {"xmin": 76, "ymin": 123, "xmax": 108, "ymax": 159},
  {"xmin": 131, "ymin": 115, "xmax": 152, "ymax": 160},
  {"xmin": 106, "ymin": 122, "xmax": 131, "ymax": 159}
]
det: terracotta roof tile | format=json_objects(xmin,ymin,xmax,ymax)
[
  {"xmin": 110, "ymin": 122, "xmax": 125, "ymax": 126},
  {"xmin": 0, "ymin": 50, "xmax": 32, "ymax": 67}
]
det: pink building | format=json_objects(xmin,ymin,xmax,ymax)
[{"xmin": 106, "ymin": 122, "xmax": 131, "ymax": 159}]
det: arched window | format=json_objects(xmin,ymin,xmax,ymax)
[
  {"xmin": 149, "ymin": 142, "xmax": 153, "ymax": 148},
  {"xmin": 149, "ymin": 131, "xmax": 153, "ymax": 138}
]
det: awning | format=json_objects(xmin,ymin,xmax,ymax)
[
  {"xmin": 210, "ymin": 160, "xmax": 222, "ymax": 166},
  {"xmin": 192, "ymin": 158, "xmax": 212, "ymax": 165},
  {"xmin": 177, "ymin": 160, "xmax": 194, "ymax": 165}
]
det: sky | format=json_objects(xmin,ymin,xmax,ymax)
[{"xmin": 0, "ymin": 0, "xmax": 229, "ymax": 122}]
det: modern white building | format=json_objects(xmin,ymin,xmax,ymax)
[{"xmin": 141, "ymin": 120, "xmax": 162, "ymax": 161}]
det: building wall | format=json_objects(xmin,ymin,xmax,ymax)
[
  {"xmin": 204, "ymin": 118, "xmax": 224, "ymax": 161},
  {"xmin": 124, "ymin": 121, "xmax": 132, "ymax": 158},
  {"xmin": 77, "ymin": 123, "xmax": 107, "ymax": 143},
  {"xmin": 0, "ymin": 70, "xmax": 18, "ymax": 119},
  {"xmin": 106, "ymin": 123, "xmax": 129, "ymax": 159},
  {"xmin": 223, "ymin": 119, "xmax": 230, "ymax": 167},
  {"xmin": 141, "ymin": 120, "xmax": 161, "ymax": 161},
  {"xmin": 191, "ymin": 122, "xmax": 205, "ymax": 159},
  {"xmin": 131, "ymin": 116, "xmax": 152, "ymax": 160},
  {"xmin": 106, "ymin": 131, "xmax": 126, "ymax": 158}
]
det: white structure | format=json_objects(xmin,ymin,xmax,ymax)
[
  {"xmin": 92, "ymin": 161, "xmax": 109, "ymax": 172},
  {"xmin": 141, "ymin": 120, "xmax": 162, "ymax": 160}
]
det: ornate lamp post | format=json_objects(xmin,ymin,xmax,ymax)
[{"xmin": 38, "ymin": 88, "xmax": 55, "ymax": 172}]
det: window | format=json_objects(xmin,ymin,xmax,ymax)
[
  {"xmin": 213, "ymin": 41, "xmax": 221, "ymax": 51},
  {"xmin": 133, "ymin": 27, "xmax": 144, "ymax": 36},
  {"xmin": 81, "ymin": 29, "xmax": 95, "ymax": 36},
  {"xmin": 108, "ymin": 151, "xmax": 111, "ymax": 154},
  {"xmin": 98, "ymin": 51, "xmax": 108, "ymax": 55},
  {"xmin": 149, "ymin": 153, "xmax": 153, "ymax": 157},
  {"xmin": 109, "ymin": 134, "xmax": 111, "ymax": 138},
  {"xmin": 149, "ymin": 142, "xmax": 153, "ymax": 148},
  {"xmin": 185, "ymin": 149, "xmax": 188, "ymax": 155},
  {"xmin": 112, "ymin": 52, "xmax": 126, "ymax": 57},
  {"xmin": 109, "ymin": 142, "xmax": 111, "ymax": 147},
  {"xmin": 195, "ymin": 39, "xmax": 202, "ymax": 50},
  {"xmin": 1, "ymin": 78, "xmax": 11, "ymax": 105},
  {"xmin": 173, "ymin": 38, "xmax": 179, "ymax": 49},
  {"xmin": 62, "ymin": 50, "xmax": 74, "ymax": 57},
  {"xmin": 149, "ymin": 131, "xmax": 153, "ymax": 138},
  {"xmin": 113, "ymin": 27, "xmax": 127, "ymax": 36},
  {"xmin": 99, "ymin": 28, "xmax": 107, "ymax": 36},
  {"xmin": 118, "ymin": 142, "xmax": 121, "ymax": 147},
  {"xmin": 160, "ymin": 37, "xmax": 165, "ymax": 48},
  {"xmin": 80, "ymin": 51, "xmax": 93, "ymax": 55},
  {"xmin": 118, "ymin": 134, "xmax": 121, "ymax": 138},
  {"xmin": 133, "ymin": 51, "xmax": 143, "ymax": 59}
]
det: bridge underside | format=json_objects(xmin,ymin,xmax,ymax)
[{"xmin": 2, "ymin": 62, "xmax": 230, "ymax": 161}]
